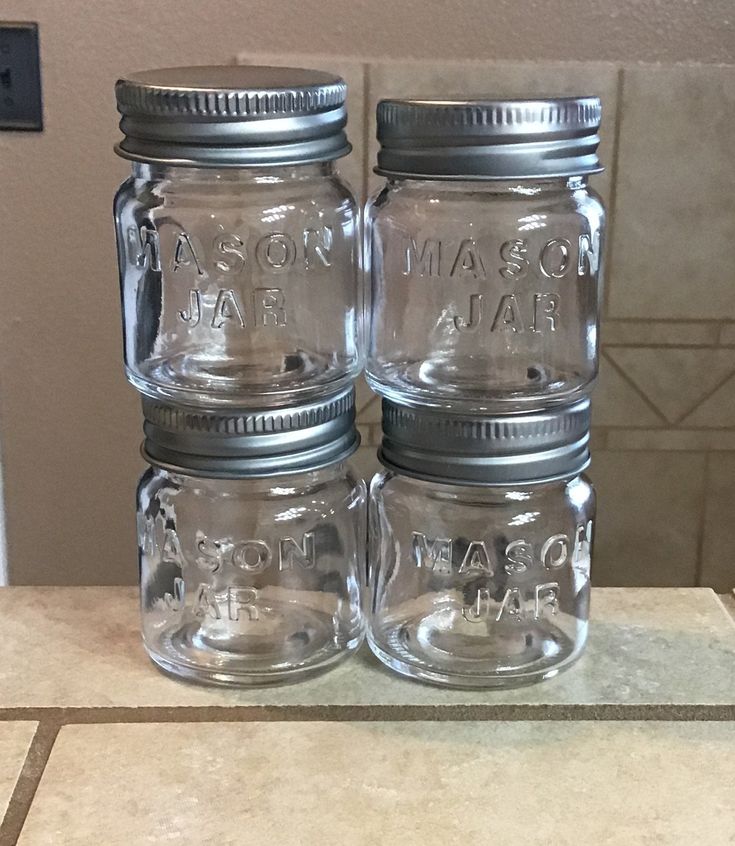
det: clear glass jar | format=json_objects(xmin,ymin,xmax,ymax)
[
  {"xmin": 114, "ymin": 66, "xmax": 361, "ymax": 406},
  {"xmin": 368, "ymin": 399, "xmax": 594, "ymax": 688},
  {"xmin": 137, "ymin": 388, "xmax": 365, "ymax": 686},
  {"xmin": 366, "ymin": 97, "xmax": 605, "ymax": 412},
  {"xmin": 139, "ymin": 462, "xmax": 366, "ymax": 686},
  {"xmin": 369, "ymin": 472, "xmax": 594, "ymax": 689}
]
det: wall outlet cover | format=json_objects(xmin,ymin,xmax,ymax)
[{"xmin": 0, "ymin": 22, "xmax": 42, "ymax": 131}]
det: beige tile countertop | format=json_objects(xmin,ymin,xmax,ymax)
[{"xmin": 0, "ymin": 587, "xmax": 734, "ymax": 845}]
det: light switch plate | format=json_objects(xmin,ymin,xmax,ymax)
[{"xmin": 0, "ymin": 22, "xmax": 42, "ymax": 131}]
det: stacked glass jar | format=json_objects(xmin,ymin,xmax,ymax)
[
  {"xmin": 113, "ymin": 67, "xmax": 365, "ymax": 685},
  {"xmin": 365, "ymin": 98, "xmax": 605, "ymax": 687}
]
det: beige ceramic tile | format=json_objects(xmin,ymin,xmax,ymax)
[
  {"xmin": 592, "ymin": 353, "xmax": 664, "ymax": 428},
  {"xmin": 366, "ymin": 60, "xmax": 619, "ymax": 199},
  {"xmin": 356, "ymin": 424, "xmax": 381, "ymax": 447},
  {"xmin": 356, "ymin": 394, "xmax": 381, "ymax": 424},
  {"xmin": 588, "ymin": 427, "xmax": 607, "ymax": 451},
  {"xmin": 236, "ymin": 52, "xmax": 366, "ymax": 197},
  {"xmin": 701, "ymin": 455, "xmax": 735, "ymax": 593},
  {"xmin": 350, "ymin": 444, "xmax": 381, "ymax": 483},
  {"xmin": 0, "ymin": 722, "xmax": 37, "ymax": 824},
  {"xmin": 602, "ymin": 320, "xmax": 719, "ymax": 347},
  {"xmin": 588, "ymin": 452, "xmax": 706, "ymax": 586},
  {"xmin": 354, "ymin": 376, "xmax": 377, "ymax": 416},
  {"xmin": 605, "ymin": 347, "xmax": 735, "ymax": 424},
  {"xmin": 718, "ymin": 323, "xmax": 735, "ymax": 345},
  {"xmin": 18, "ymin": 721, "xmax": 735, "ymax": 846},
  {"xmin": 0, "ymin": 587, "xmax": 734, "ymax": 710},
  {"xmin": 608, "ymin": 65, "xmax": 735, "ymax": 319},
  {"xmin": 606, "ymin": 429, "xmax": 735, "ymax": 451}
]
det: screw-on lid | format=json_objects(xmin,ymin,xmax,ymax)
[
  {"xmin": 375, "ymin": 97, "xmax": 602, "ymax": 180},
  {"xmin": 379, "ymin": 399, "xmax": 590, "ymax": 485},
  {"xmin": 115, "ymin": 65, "xmax": 351, "ymax": 167},
  {"xmin": 142, "ymin": 388, "xmax": 358, "ymax": 478}
]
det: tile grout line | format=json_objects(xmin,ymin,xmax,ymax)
[
  {"xmin": 0, "ymin": 704, "xmax": 734, "ymax": 726},
  {"xmin": 590, "ymin": 423, "xmax": 735, "ymax": 432},
  {"xmin": 604, "ymin": 318, "xmax": 732, "ymax": 325},
  {"xmin": 0, "ymin": 719, "xmax": 61, "ymax": 846},
  {"xmin": 603, "ymin": 343, "xmax": 735, "ymax": 350},
  {"xmin": 601, "ymin": 65, "xmax": 625, "ymax": 320},
  {"xmin": 716, "ymin": 321, "xmax": 727, "ymax": 346}
]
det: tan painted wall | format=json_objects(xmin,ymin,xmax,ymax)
[{"xmin": 0, "ymin": 0, "xmax": 732, "ymax": 584}]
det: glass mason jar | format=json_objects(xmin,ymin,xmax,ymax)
[
  {"xmin": 368, "ymin": 399, "xmax": 594, "ymax": 688},
  {"xmin": 114, "ymin": 66, "xmax": 361, "ymax": 407},
  {"xmin": 366, "ymin": 98, "xmax": 605, "ymax": 412},
  {"xmin": 137, "ymin": 389, "xmax": 366, "ymax": 686}
]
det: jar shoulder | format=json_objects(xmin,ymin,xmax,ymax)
[
  {"xmin": 368, "ymin": 179, "xmax": 605, "ymax": 225},
  {"xmin": 117, "ymin": 171, "xmax": 357, "ymax": 213},
  {"xmin": 139, "ymin": 466, "xmax": 366, "ymax": 508},
  {"xmin": 371, "ymin": 471, "xmax": 594, "ymax": 510}
]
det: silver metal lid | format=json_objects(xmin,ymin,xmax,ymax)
[
  {"xmin": 375, "ymin": 97, "xmax": 602, "ymax": 180},
  {"xmin": 379, "ymin": 399, "xmax": 590, "ymax": 485},
  {"xmin": 142, "ymin": 388, "xmax": 358, "ymax": 478},
  {"xmin": 115, "ymin": 66, "xmax": 351, "ymax": 167}
]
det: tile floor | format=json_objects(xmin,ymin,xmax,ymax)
[{"xmin": 0, "ymin": 587, "xmax": 733, "ymax": 844}]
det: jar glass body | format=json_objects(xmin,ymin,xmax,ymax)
[
  {"xmin": 368, "ymin": 470, "xmax": 595, "ymax": 688},
  {"xmin": 138, "ymin": 462, "xmax": 366, "ymax": 685},
  {"xmin": 366, "ymin": 177, "xmax": 605, "ymax": 412},
  {"xmin": 115, "ymin": 162, "xmax": 361, "ymax": 406}
]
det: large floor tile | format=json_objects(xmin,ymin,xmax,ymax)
[
  {"xmin": 588, "ymin": 452, "xmax": 706, "ymax": 586},
  {"xmin": 608, "ymin": 64, "xmax": 735, "ymax": 319},
  {"xmin": 0, "ymin": 588, "xmax": 733, "ymax": 712},
  {"xmin": 0, "ymin": 722, "xmax": 37, "ymax": 823},
  {"xmin": 18, "ymin": 721, "xmax": 735, "ymax": 846}
]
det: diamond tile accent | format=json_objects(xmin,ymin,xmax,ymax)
[
  {"xmin": 605, "ymin": 348, "xmax": 735, "ymax": 424},
  {"xmin": 681, "ymin": 373, "xmax": 735, "ymax": 428},
  {"xmin": 593, "ymin": 354, "xmax": 664, "ymax": 427}
]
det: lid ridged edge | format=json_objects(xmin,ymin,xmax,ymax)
[
  {"xmin": 379, "ymin": 399, "xmax": 591, "ymax": 486},
  {"xmin": 142, "ymin": 390, "xmax": 353, "ymax": 436},
  {"xmin": 382, "ymin": 402, "xmax": 585, "ymax": 446},
  {"xmin": 116, "ymin": 78, "xmax": 347, "ymax": 119},
  {"xmin": 377, "ymin": 97, "xmax": 601, "ymax": 134}
]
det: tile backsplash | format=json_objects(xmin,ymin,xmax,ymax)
[{"xmin": 236, "ymin": 53, "xmax": 735, "ymax": 593}]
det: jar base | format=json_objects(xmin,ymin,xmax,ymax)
[
  {"xmin": 367, "ymin": 613, "xmax": 586, "ymax": 690},
  {"xmin": 128, "ymin": 358, "xmax": 357, "ymax": 407},
  {"xmin": 146, "ymin": 642, "xmax": 359, "ymax": 688},
  {"xmin": 143, "ymin": 602, "xmax": 364, "ymax": 688},
  {"xmin": 366, "ymin": 366, "xmax": 589, "ymax": 413}
]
